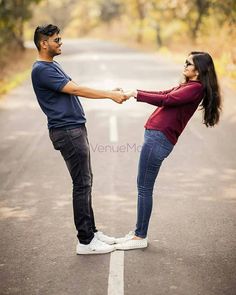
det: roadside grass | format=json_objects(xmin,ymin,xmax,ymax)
[
  {"xmin": 0, "ymin": 49, "xmax": 36, "ymax": 97},
  {"xmin": 0, "ymin": 70, "xmax": 31, "ymax": 95}
]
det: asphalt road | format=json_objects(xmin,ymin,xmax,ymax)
[{"xmin": 0, "ymin": 39, "xmax": 236, "ymax": 295}]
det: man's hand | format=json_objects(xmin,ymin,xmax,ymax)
[
  {"xmin": 111, "ymin": 90, "xmax": 127, "ymax": 104},
  {"xmin": 111, "ymin": 89, "xmax": 138, "ymax": 104},
  {"xmin": 112, "ymin": 87, "xmax": 123, "ymax": 92}
]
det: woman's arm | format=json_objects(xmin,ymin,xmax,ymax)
[
  {"xmin": 124, "ymin": 87, "xmax": 178, "ymax": 100},
  {"xmin": 136, "ymin": 87, "xmax": 176, "ymax": 95},
  {"xmin": 137, "ymin": 83, "xmax": 204, "ymax": 107}
]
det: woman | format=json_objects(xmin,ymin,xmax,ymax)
[{"xmin": 115, "ymin": 51, "xmax": 222, "ymax": 250}]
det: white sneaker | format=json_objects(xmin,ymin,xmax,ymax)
[
  {"xmin": 115, "ymin": 238, "xmax": 148, "ymax": 250},
  {"xmin": 76, "ymin": 236, "xmax": 115, "ymax": 255},
  {"xmin": 95, "ymin": 231, "xmax": 116, "ymax": 245},
  {"xmin": 115, "ymin": 231, "xmax": 135, "ymax": 244}
]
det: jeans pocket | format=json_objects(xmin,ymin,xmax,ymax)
[
  {"xmin": 69, "ymin": 128, "xmax": 83, "ymax": 139},
  {"xmin": 49, "ymin": 131, "xmax": 66, "ymax": 150}
]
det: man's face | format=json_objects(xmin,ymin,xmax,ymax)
[{"xmin": 42, "ymin": 33, "xmax": 62, "ymax": 57}]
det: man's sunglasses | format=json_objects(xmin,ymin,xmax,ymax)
[
  {"xmin": 52, "ymin": 37, "xmax": 62, "ymax": 44},
  {"xmin": 185, "ymin": 60, "xmax": 194, "ymax": 67}
]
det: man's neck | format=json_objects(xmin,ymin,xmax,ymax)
[{"xmin": 37, "ymin": 53, "xmax": 53, "ymax": 62}]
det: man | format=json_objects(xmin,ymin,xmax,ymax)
[{"xmin": 31, "ymin": 24, "xmax": 126, "ymax": 255}]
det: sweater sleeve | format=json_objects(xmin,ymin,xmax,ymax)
[
  {"xmin": 137, "ymin": 83, "xmax": 203, "ymax": 107},
  {"xmin": 137, "ymin": 87, "xmax": 176, "ymax": 95}
]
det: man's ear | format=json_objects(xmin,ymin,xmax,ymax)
[{"xmin": 40, "ymin": 39, "xmax": 48, "ymax": 50}]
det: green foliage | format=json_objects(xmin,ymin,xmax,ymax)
[
  {"xmin": 28, "ymin": 0, "xmax": 78, "ymax": 32},
  {"xmin": 98, "ymin": 0, "xmax": 122, "ymax": 23},
  {"xmin": 0, "ymin": 0, "xmax": 41, "ymax": 58}
]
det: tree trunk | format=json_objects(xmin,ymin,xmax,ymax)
[
  {"xmin": 155, "ymin": 23, "xmax": 162, "ymax": 47},
  {"xmin": 136, "ymin": 0, "xmax": 146, "ymax": 43},
  {"xmin": 190, "ymin": 0, "xmax": 210, "ymax": 40}
]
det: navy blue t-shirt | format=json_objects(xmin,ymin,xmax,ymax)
[{"xmin": 31, "ymin": 60, "xmax": 86, "ymax": 129}]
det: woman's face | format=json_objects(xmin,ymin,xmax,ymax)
[{"xmin": 183, "ymin": 55, "xmax": 199, "ymax": 80}]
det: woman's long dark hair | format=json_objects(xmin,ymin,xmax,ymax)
[{"xmin": 185, "ymin": 51, "xmax": 222, "ymax": 127}]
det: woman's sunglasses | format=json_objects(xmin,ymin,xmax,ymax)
[{"xmin": 185, "ymin": 60, "xmax": 194, "ymax": 67}]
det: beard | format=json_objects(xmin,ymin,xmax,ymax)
[{"xmin": 48, "ymin": 46, "xmax": 61, "ymax": 58}]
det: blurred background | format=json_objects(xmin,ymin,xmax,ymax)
[
  {"xmin": 0, "ymin": 0, "xmax": 235, "ymax": 94},
  {"xmin": 1, "ymin": 3, "xmax": 236, "ymax": 294}
]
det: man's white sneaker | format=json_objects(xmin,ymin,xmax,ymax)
[
  {"xmin": 95, "ymin": 231, "xmax": 116, "ymax": 245},
  {"xmin": 76, "ymin": 236, "xmax": 115, "ymax": 255},
  {"xmin": 115, "ymin": 238, "xmax": 148, "ymax": 250},
  {"xmin": 115, "ymin": 231, "xmax": 135, "ymax": 244}
]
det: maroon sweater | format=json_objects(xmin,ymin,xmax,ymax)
[{"xmin": 137, "ymin": 81, "xmax": 204, "ymax": 145}]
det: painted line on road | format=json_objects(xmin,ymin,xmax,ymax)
[
  {"xmin": 108, "ymin": 251, "xmax": 124, "ymax": 295},
  {"xmin": 109, "ymin": 115, "xmax": 118, "ymax": 142}
]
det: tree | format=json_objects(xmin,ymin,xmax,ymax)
[
  {"xmin": 29, "ymin": 0, "xmax": 78, "ymax": 32},
  {"xmin": 0, "ymin": 0, "xmax": 42, "ymax": 51},
  {"xmin": 98, "ymin": 0, "xmax": 122, "ymax": 24},
  {"xmin": 164, "ymin": 0, "xmax": 211, "ymax": 41}
]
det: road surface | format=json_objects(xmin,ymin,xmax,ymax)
[{"xmin": 0, "ymin": 39, "xmax": 235, "ymax": 295}]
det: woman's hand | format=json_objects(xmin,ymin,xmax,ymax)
[
  {"xmin": 110, "ymin": 88, "xmax": 138, "ymax": 103},
  {"xmin": 124, "ymin": 90, "xmax": 138, "ymax": 99}
]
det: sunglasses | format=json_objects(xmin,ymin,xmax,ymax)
[
  {"xmin": 185, "ymin": 60, "xmax": 194, "ymax": 67},
  {"xmin": 52, "ymin": 37, "xmax": 62, "ymax": 44}
]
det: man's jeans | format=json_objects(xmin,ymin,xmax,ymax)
[
  {"xmin": 135, "ymin": 130, "xmax": 174, "ymax": 238},
  {"xmin": 49, "ymin": 125, "xmax": 97, "ymax": 244}
]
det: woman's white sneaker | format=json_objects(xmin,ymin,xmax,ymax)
[
  {"xmin": 115, "ymin": 238, "xmax": 148, "ymax": 250},
  {"xmin": 95, "ymin": 231, "xmax": 116, "ymax": 245},
  {"xmin": 115, "ymin": 231, "xmax": 135, "ymax": 244},
  {"xmin": 76, "ymin": 236, "xmax": 115, "ymax": 255}
]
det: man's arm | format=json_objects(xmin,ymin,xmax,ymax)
[{"xmin": 61, "ymin": 81, "xmax": 125, "ymax": 104}]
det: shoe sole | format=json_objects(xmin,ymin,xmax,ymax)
[
  {"xmin": 115, "ymin": 244, "xmax": 148, "ymax": 251},
  {"xmin": 76, "ymin": 248, "xmax": 115, "ymax": 255}
]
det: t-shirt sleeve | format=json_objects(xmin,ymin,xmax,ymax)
[{"xmin": 39, "ymin": 67, "xmax": 70, "ymax": 92}]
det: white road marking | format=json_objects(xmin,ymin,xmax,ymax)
[
  {"xmin": 109, "ymin": 115, "xmax": 118, "ymax": 142},
  {"xmin": 108, "ymin": 251, "xmax": 124, "ymax": 295}
]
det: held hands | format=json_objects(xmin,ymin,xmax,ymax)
[
  {"xmin": 124, "ymin": 90, "xmax": 137, "ymax": 99},
  {"xmin": 111, "ymin": 88, "xmax": 137, "ymax": 104}
]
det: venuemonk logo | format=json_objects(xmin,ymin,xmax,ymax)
[{"xmin": 91, "ymin": 143, "xmax": 142, "ymax": 153}]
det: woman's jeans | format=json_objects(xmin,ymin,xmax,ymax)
[
  {"xmin": 135, "ymin": 130, "xmax": 174, "ymax": 238},
  {"xmin": 49, "ymin": 125, "xmax": 97, "ymax": 245}
]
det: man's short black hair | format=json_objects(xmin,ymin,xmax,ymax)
[{"xmin": 34, "ymin": 24, "xmax": 60, "ymax": 51}]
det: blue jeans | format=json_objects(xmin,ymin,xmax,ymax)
[
  {"xmin": 135, "ymin": 130, "xmax": 174, "ymax": 238},
  {"xmin": 49, "ymin": 125, "xmax": 97, "ymax": 244}
]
